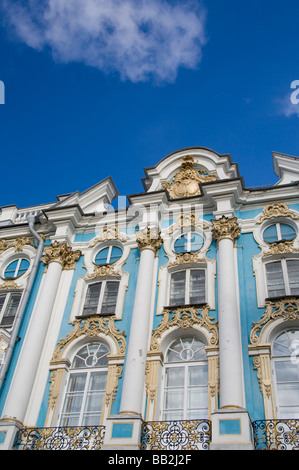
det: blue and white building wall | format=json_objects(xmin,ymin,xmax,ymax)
[{"xmin": 0, "ymin": 147, "xmax": 298, "ymax": 450}]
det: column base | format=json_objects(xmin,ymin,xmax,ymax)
[
  {"xmin": 0, "ymin": 418, "xmax": 24, "ymax": 450},
  {"xmin": 210, "ymin": 408, "xmax": 254, "ymax": 450},
  {"xmin": 102, "ymin": 413, "xmax": 144, "ymax": 450}
]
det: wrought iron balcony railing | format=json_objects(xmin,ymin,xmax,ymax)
[
  {"xmin": 252, "ymin": 420, "xmax": 299, "ymax": 450},
  {"xmin": 14, "ymin": 425, "xmax": 106, "ymax": 450},
  {"xmin": 141, "ymin": 419, "xmax": 211, "ymax": 450}
]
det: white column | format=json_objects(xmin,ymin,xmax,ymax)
[
  {"xmin": 1, "ymin": 241, "xmax": 81, "ymax": 424},
  {"xmin": 119, "ymin": 228, "xmax": 161, "ymax": 416},
  {"xmin": 212, "ymin": 216, "xmax": 244, "ymax": 409}
]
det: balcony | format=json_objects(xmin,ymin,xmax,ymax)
[
  {"xmin": 252, "ymin": 420, "xmax": 299, "ymax": 450},
  {"xmin": 14, "ymin": 425, "xmax": 106, "ymax": 450},
  {"xmin": 141, "ymin": 419, "xmax": 211, "ymax": 450}
]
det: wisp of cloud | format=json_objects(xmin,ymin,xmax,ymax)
[{"xmin": 2, "ymin": 0, "xmax": 207, "ymax": 83}]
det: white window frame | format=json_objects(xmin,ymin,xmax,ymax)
[
  {"xmin": 59, "ymin": 342, "xmax": 110, "ymax": 427},
  {"xmin": 70, "ymin": 272, "xmax": 129, "ymax": 321},
  {"xmin": 161, "ymin": 337, "xmax": 209, "ymax": 421},
  {"xmin": 271, "ymin": 329, "xmax": 299, "ymax": 419},
  {"xmin": 82, "ymin": 279, "xmax": 120, "ymax": 317},
  {"xmin": 264, "ymin": 257, "xmax": 299, "ymax": 299},
  {"xmin": 168, "ymin": 268, "xmax": 206, "ymax": 307},
  {"xmin": 0, "ymin": 290, "xmax": 22, "ymax": 328}
]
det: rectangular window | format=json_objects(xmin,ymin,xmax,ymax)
[
  {"xmin": 169, "ymin": 269, "xmax": 206, "ymax": 307},
  {"xmin": 266, "ymin": 259, "xmax": 299, "ymax": 298},
  {"xmin": 0, "ymin": 292, "xmax": 22, "ymax": 327},
  {"xmin": 82, "ymin": 281, "xmax": 119, "ymax": 317}
]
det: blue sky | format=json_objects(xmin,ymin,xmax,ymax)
[{"xmin": 0, "ymin": 0, "xmax": 299, "ymax": 210}]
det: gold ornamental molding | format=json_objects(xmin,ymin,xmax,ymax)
[
  {"xmin": 169, "ymin": 212, "xmax": 210, "ymax": 234},
  {"xmin": 149, "ymin": 305, "xmax": 218, "ymax": 354},
  {"xmin": 89, "ymin": 225, "xmax": 126, "ymax": 246},
  {"xmin": 257, "ymin": 203, "xmax": 299, "ymax": 224},
  {"xmin": 47, "ymin": 315, "xmax": 127, "ymax": 423},
  {"xmin": 136, "ymin": 227, "xmax": 162, "ymax": 255},
  {"xmin": 211, "ymin": 216, "xmax": 240, "ymax": 243},
  {"xmin": 167, "ymin": 251, "xmax": 207, "ymax": 267},
  {"xmin": 0, "ymin": 237, "xmax": 36, "ymax": 254},
  {"xmin": 85, "ymin": 264, "xmax": 121, "ymax": 279},
  {"xmin": 42, "ymin": 241, "xmax": 81, "ymax": 270},
  {"xmin": 250, "ymin": 297, "xmax": 299, "ymax": 346},
  {"xmin": 51, "ymin": 315, "xmax": 126, "ymax": 362},
  {"xmin": 162, "ymin": 155, "xmax": 217, "ymax": 199},
  {"xmin": 263, "ymin": 240, "xmax": 299, "ymax": 257},
  {"xmin": 0, "ymin": 280, "xmax": 19, "ymax": 290}
]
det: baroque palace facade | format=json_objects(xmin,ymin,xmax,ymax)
[{"xmin": 0, "ymin": 147, "xmax": 299, "ymax": 450}]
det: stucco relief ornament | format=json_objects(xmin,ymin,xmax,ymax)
[
  {"xmin": 136, "ymin": 227, "xmax": 162, "ymax": 255},
  {"xmin": 162, "ymin": 155, "xmax": 217, "ymax": 199},
  {"xmin": 42, "ymin": 241, "xmax": 81, "ymax": 270},
  {"xmin": 211, "ymin": 216, "xmax": 240, "ymax": 242}
]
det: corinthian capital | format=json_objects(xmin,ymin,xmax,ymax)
[
  {"xmin": 212, "ymin": 216, "xmax": 240, "ymax": 243},
  {"xmin": 42, "ymin": 241, "xmax": 81, "ymax": 270},
  {"xmin": 136, "ymin": 227, "xmax": 162, "ymax": 255}
]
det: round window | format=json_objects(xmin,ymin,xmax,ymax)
[
  {"xmin": 263, "ymin": 222, "xmax": 296, "ymax": 244},
  {"xmin": 174, "ymin": 232, "xmax": 204, "ymax": 254},
  {"xmin": 94, "ymin": 245, "xmax": 123, "ymax": 265},
  {"xmin": 3, "ymin": 258, "xmax": 30, "ymax": 279}
]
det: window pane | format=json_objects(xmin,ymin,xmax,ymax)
[
  {"xmin": 263, "ymin": 224, "xmax": 278, "ymax": 243},
  {"xmin": 165, "ymin": 367, "xmax": 185, "ymax": 386},
  {"xmin": 189, "ymin": 270, "xmax": 205, "ymax": 304},
  {"xmin": 94, "ymin": 247, "xmax": 109, "ymax": 265},
  {"xmin": 4, "ymin": 260, "xmax": 18, "ymax": 278},
  {"xmin": 18, "ymin": 259, "xmax": 30, "ymax": 276},
  {"xmin": 188, "ymin": 365, "xmax": 208, "ymax": 385},
  {"xmin": 275, "ymin": 361, "xmax": 299, "ymax": 382},
  {"xmin": 174, "ymin": 235, "xmax": 188, "ymax": 254},
  {"xmin": 266, "ymin": 262, "xmax": 285, "ymax": 297},
  {"xmin": 189, "ymin": 233, "xmax": 204, "ymax": 251},
  {"xmin": 83, "ymin": 283, "xmax": 101, "ymax": 316},
  {"xmin": 101, "ymin": 281, "xmax": 119, "ymax": 314},
  {"xmin": 280, "ymin": 223, "xmax": 296, "ymax": 240},
  {"xmin": 169, "ymin": 271, "xmax": 186, "ymax": 305},
  {"xmin": 109, "ymin": 246, "xmax": 123, "ymax": 263},
  {"xmin": 0, "ymin": 293, "xmax": 22, "ymax": 327},
  {"xmin": 164, "ymin": 388, "xmax": 184, "ymax": 410},
  {"xmin": 72, "ymin": 343, "xmax": 110, "ymax": 368},
  {"xmin": 286, "ymin": 260, "xmax": 299, "ymax": 295}
]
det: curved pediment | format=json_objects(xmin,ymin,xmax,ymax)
[{"xmin": 142, "ymin": 147, "xmax": 239, "ymax": 198}]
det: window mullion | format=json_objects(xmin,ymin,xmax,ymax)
[
  {"xmin": 80, "ymin": 370, "xmax": 90, "ymax": 425},
  {"xmin": 1, "ymin": 293, "xmax": 11, "ymax": 323},
  {"xmin": 281, "ymin": 259, "xmax": 290, "ymax": 295},
  {"xmin": 97, "ymin": 282, "xmax": 105, "ymax": 313},
  {"xmin": 186, "ymin": 270, "xmax": 190, "ymax": 304}
]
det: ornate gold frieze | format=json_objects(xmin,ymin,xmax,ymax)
[
  {"xmin": 86, "ymin": 264, "xmax": 120, "ymax": 279},
  {"xmin": 250, "ymin": 297, "xmax": 299, "ymax": 345},
  {"xmin": 136, "ymin": 227, "xmax": 162, "ymax": 255},
  {"xmin": 258, "ymin": 203, "xmax": 299, "ymax": 223},
  {"xmin": 0, "ymin": 237, "xmax": 36, "ymax": 254},
  {"xmin": 162, "ymin": 155, "xmax": 217, "ymax": 199},
  {"xmin": 0, "ymin": 280, "xmax": 19, "ymax": 290},
  {"xmin": 89, "ymin": 225, "xmax": 126, "ymax": 246},
  {"xmin": 150, "ymin": 306, "xmax": 218, "ymax": 354},
  {"xmin": 42, "ymin": 241, "xmax": 81, "ymax": 270},
  {"xmin": 211, "ymin": 216, "xmax": 240, "ymax": 243},
  {"xmin": 168, "ymin": 251, "xmax": 206, "ymax": 267},
  {"xmin": 263, "ymin": 240, "xmax": 299, "ymax": 257},
  {"xmin": 51, "ymin": 315, "xmax": 126, "ymax": 364}
]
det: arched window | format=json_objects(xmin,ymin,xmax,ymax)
[
  {"xmin": 162, "ymin": 337, "xmax": 208, "ymax": 420},
  {"xmin": 272, "ymin": 329, "xmax": 299, "ymax": 418},
  {"xmin": 60, "ymin": 342, "xmax": 110, "ymax": 426},
  {"xmin": 3, "ymin": 258, "xmax": 30, "ymax": 279}
]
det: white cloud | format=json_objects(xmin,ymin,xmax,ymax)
[{"xmin": 2, "ymin": 0, "xmax": 207, "ymax": 83}]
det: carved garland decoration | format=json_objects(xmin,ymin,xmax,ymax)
[
  {"xmin": 48, "ymin": 315, "xmax": 126, "ymax": 413},
  {"xmin": 0, "ymin": 237, "xmax": 36, "ymax": 254},
  {"xmin": 250, "ymin": 297, "xmax": 299, "ymax": 346},
  {"xmin": 150, "ymin": 305, "xmax": 218, "ymax": 354},
  {"xmin": 258, "ymin": 203, "xmax": 299, "ymax": 224}
]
